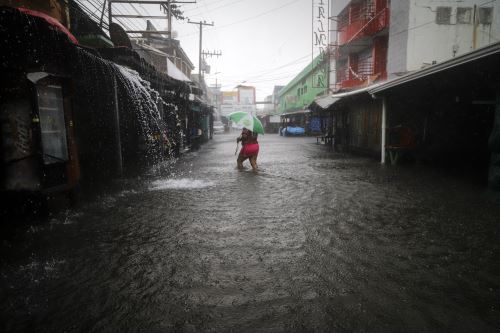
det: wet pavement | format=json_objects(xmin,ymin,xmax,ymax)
[{"xmin": 1, "ymin": 133, "xmax": 500, "ymax": 332}]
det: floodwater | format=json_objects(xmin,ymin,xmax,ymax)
[{"xmin": 1, "ymin": 133, "xmax": 500, "ymax": 332}]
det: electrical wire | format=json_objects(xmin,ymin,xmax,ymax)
[
  {"xmin": 241, "ymin": 53, "xmax": 312, "ymax": 78},
  {"xmin": 216, "ymin": 0, "xmax": 301, "ymax": 29},
  {"xmin": 182, "ymin": 0, "xmax": 231, "ymax": 13},
  {"xmin": 205, "ymin": 54, "xmax": 312, "ymax": 90},
  {"xmin": 185, "ymin": 0, "xmax": 246, "ymax": 17},
  {"xmin": 72, "ymin": 0, "xmax": 109, "ymax": 30},
  {"xmin": 178, "ymin": 0, "xmax": 302, "ymax": 37},
  {"xmin": 478, "ymin": 0, "xmax": 497, "ymax": 7}
]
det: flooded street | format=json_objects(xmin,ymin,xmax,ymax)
[{"xmin": 2, "ymin": 133, "xmax": 500, "ymax": 332}]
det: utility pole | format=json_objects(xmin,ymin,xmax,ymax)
[
  {"xmin": 202, "ymin": 50, "xmax": 222, "ymax": 77},
  {"xmin": 188, "ymin": 20, "xmax": 214, "ymax": 77},
  {"xmin": 201, "ymin": 50, "xmax": 222, "ymax": 58},
  {"xmin": 100, "ymin": 0, "xmax": 107, "ymax": 28}
]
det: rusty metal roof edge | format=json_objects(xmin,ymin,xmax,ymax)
[
  {"xmin": 369, "ymin": 42, "xmax": 500, "ymax": 95},
  {"xmin": 331, "ymin": 84, "xmax": 383, "ymax": 98},
  {"xmin": 309, "ymin": 83, "xmax": 384, "ymax": 110}
]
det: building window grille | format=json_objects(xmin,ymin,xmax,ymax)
[
  {"xmin": 479, "ymin": 7, "xmax": 493, "ymax": 24},
  {"xmin": 436, "ymin": 7, "xmax": 451, "ymax": 24},
  {"xmin": 457, "ymin": 7, "xmax": 472, "ymax": 24}
]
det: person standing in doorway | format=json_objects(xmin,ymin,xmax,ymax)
[{"xmin": 236, "ymin": 128, "xmax": 259, "ymax": 171}]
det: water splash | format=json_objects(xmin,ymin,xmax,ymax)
[
  {"xmin": 116, "ymin": 64, "xmax": 163, "ymax": 149},
  {"xmin": 149, "ymin": 178, "xmax": 215, "ymax": 190}
]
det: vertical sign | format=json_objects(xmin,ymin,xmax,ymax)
[{"xmin": 312, "ymin": 0, "xmax": 329, "ymax": 89}]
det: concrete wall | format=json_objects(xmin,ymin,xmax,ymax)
[
  {"xmin": 330, "ymin": 0, "xmax": 350, "ymax": 16},
  {"xmin": 406, "ymin": 0, "xmax": 500, "ymax": 72},
  {"xmin": 387, "ymin": 0, "xmax": 410, "ymax": 77}
]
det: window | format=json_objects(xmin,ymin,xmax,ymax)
[
  {"xmin": 304, "ymin": 86, "xmax": 307, "ymax": 94},
  {"xmin": 36, "ymin": 84, "xmax": 69, "ymax": 164},
  {"xmin": 479, "ymin": 7, "xmax": 493, "ymax": 24},
  {"xmin": 436, "ymin": 7, "xmax": 451, "ymax": 24},
  {"xmin": 457, "ymin": 7, "xmax": 472, "ymax": 24}
]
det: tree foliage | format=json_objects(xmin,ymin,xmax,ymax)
[{"xmin": 163, "ymin": 4, "xmax": 185, "ymax": 21}]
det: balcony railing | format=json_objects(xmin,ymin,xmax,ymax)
[
  {"xmin": 336, "ymin": 62, "xmax": 377, "ymax": 90},
  {"xmin": 338, "ymin": 7, "xmax": 389, "ymax": 45}
]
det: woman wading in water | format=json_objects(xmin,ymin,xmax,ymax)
[{"xmin": 236, "ymin": 128, "xmax": 259, "ymax": 171}]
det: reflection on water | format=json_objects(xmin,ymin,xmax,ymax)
[{"xmin": 1, "ymin": 134, "xmax": 499, "ymax": 332}]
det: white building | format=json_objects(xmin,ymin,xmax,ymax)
[
  {"xmin": 219, "ymin": 85, "xmax": 256, "ymax": 117},
  {"xmin": 388, "ymin": 0, "xmax": 500, "ymax": 78}
]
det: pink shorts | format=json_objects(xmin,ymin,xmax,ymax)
[{"xmin": 240, "ymin": 143, "xmax": 259, "ymax": 157}]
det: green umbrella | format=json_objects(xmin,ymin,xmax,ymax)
[{"xmin": 228, "ymin": 111, "xmax": 264, "ymax": 134}]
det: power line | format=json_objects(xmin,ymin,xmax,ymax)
[
  {"xmin": 185, "ymin": 0, "xmax": 246, "ymax": 17},
  {"xmin": 182, "ymin": 0, "xmax": 230, "ymax": 13},
  {"xmin": 113, "ymin": 3, "xmax": 145, "ymax": 33},
  {"xmin": 243, "ymin": 53, "xmax": 312, "ymax": 78},
  {"xmin": 178, "ymin": 0, "xmax": 301, "ymax": 37},
  {"xmin": 195, "ymin": 0, "xmax": 224, "ymax": 57},
  {"xmin": 208, "ymin": 54, "xmax": 312, "ymax": 89},
  {"xmin": 216, "ymin": 0, "xmax": 301, "ymax": 29},
  {"xmin": 479, "ymin": 0, "xmax": 497, "ymax": 7}
]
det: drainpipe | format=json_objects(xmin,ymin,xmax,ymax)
[{"xmin": 381, "ymin": 96, "xmax": 387, "ymax": 164}]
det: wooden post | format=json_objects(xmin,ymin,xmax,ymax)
[
  {"xmin": 381, "ymin": 96, "xmax": 387, "ymax": 164},
  {"xmin": 488, "ymin": 85, "xmax": 500, "ymax": 188}
]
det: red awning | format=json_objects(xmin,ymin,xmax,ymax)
[{"xmin": 17, "ymin": 7, "xmax": 78, "ymax": 44}]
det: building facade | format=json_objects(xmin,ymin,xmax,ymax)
[
  {"xmin": 278, "ymin": 55, "xmax": 328, "ymax": 114},
  {"xmin": 330, "ymin": 0, "xmax": 500, "ymax": 91},
  {"xmin": 219, "ymin": 85, "xmax": 257, "ymax": 117},
  {"xmin": 322, "ymin": 0, "xmax": 500, "ymax": 158},
  {"xmin": 331, "ymin": 0, "xmax": 389, "ymax": 91},
  {"xmin": 387, "ymin": 0, "xmax": 500, "ymax": 78},
  {"xmin": 236, "ymin": 85, "xmax": 256, "ymax": 114}
]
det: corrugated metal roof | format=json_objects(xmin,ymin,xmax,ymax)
[
  {"xmin": 310, "ymin": 83, "xmax": 383, "ymax": 109},
  {"xmin": 369, "ymin": 42, "xmax": 500, "ymax": 95},
  {"xmin": 314, "ymin": 95, "xmax": 341, "ymax": 109},
  {"xmin": 167, "ymin": 59, "xmax": 191, "ymax": 82}
]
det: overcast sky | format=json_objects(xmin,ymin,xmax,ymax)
[{"xmin": 109, "ymin": 0, "xmax": 314, "ymax": 101}]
